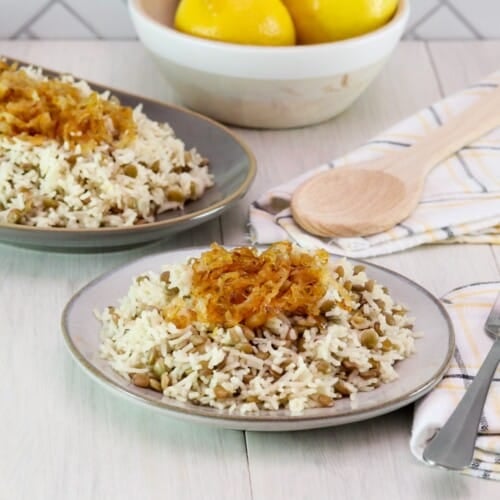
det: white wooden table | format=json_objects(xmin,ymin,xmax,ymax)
[{"xmin": 0, "ymin": 40, "xmax": 499, "ymax": 500}]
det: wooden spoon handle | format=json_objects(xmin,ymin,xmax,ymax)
[{"xmin": 392, "ymin": 83, "xmax": 500, "ymax": 179}]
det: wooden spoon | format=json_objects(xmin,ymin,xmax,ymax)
[{"xmin": 291, "ymin": 84, "xmax": 500, "ymax": 238}]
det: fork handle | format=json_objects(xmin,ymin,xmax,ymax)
[{"xmin": 423, "ymin": 338, "xmax": 500, "ymax": 470}]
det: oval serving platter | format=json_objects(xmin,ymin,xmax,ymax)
[
  {"xmin": 0, "ymin": 58, "xmax": 256, "ymax": 251},
  {"xmin": 62, "ymin": 247, "xmax": 455, "ymax": 431}
]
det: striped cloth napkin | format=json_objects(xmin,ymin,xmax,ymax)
[
  {"xmin": 410, "ymin": 282, "xmax": 500, "ymax": 481},
  {"xmin": 249, "ymin": 73, "xmax": 500, "ymax": 258}
]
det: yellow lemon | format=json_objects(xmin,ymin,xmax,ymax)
[
  {"xmin": 174, "ymin": 0, "xmax": 296, "ymax": 46},
  {"xmin": 282, "ymin": 0, "xmax": 399, "ymax": 44}
]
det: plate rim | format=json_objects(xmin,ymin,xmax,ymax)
[
  {"xmin": 0, "ymin": 57, "xmax": 257, "ymax": 237},
  {"xmin": 61, "ymin": 246, "xmax": 455, "ymax": 428}
]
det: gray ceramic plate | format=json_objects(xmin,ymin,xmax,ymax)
[
  {"xmin": 0, "ymin": 59, "xmax": 256, "ymax": 251},
  {"xmin": 62, "ymin": 247, "xmax": 455, "ymax": 431}
]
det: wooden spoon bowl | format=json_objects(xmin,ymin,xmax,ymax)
[{"xmin": 292, "ymin": 168, "xmax": 408, "ymax": 237}]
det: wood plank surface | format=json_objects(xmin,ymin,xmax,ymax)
[{"xmin": 0, "ymin": 40, "xmax": 498, "ymax": 500}]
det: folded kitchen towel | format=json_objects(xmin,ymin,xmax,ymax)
[
  {"xmin": 410, "ymin": 282, "xmax": 500, "ymax": 481},
  {"xmin": 249, "ymin": 72, "xmax": 500, "ymax": 258}
]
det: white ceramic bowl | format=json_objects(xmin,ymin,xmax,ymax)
[{"xmin": 130, "ymin": 0, "xmax": 410, "ymax": 129}]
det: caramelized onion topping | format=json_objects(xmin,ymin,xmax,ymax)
[
  {"xmin": 187, "ymin": 242, "xmax": 330, "ymax": 328},
  {"xmin": 0, "ymin": 60, "xmax": 136, "ymax": 151}
]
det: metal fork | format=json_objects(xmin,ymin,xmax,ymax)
[{"xmin": 423, "ymin": 292, "xmax": 500, "ymax": 470}]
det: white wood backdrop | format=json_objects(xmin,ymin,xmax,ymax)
[{"xmin": 0, "ymin": 40, "xmax": 498, "ymax": 500}]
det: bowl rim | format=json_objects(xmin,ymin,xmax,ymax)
[{"xmin": 130, "ymin": 0, "xmax": 410, "ymax": 53}]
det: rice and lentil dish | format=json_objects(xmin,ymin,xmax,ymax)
[
  {"xmin": 0, "ymin": 60, "xmax": 213, "ymax": 228},
  {"xmin": 98, "ymin": 242, "xmax": 417, "ymax": 414}
]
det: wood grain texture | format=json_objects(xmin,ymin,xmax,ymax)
[{"xmin": 0, "ymin": 40, "xmax": 498, "ymax": 500}]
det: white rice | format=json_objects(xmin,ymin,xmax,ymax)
[
  {"xmin": 97, "ymin": 247, "xmax": 417, "ymax": 415},
  {"xmin": 0, "ymin": 66, "xmax": 213, "ymax": 228}
]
